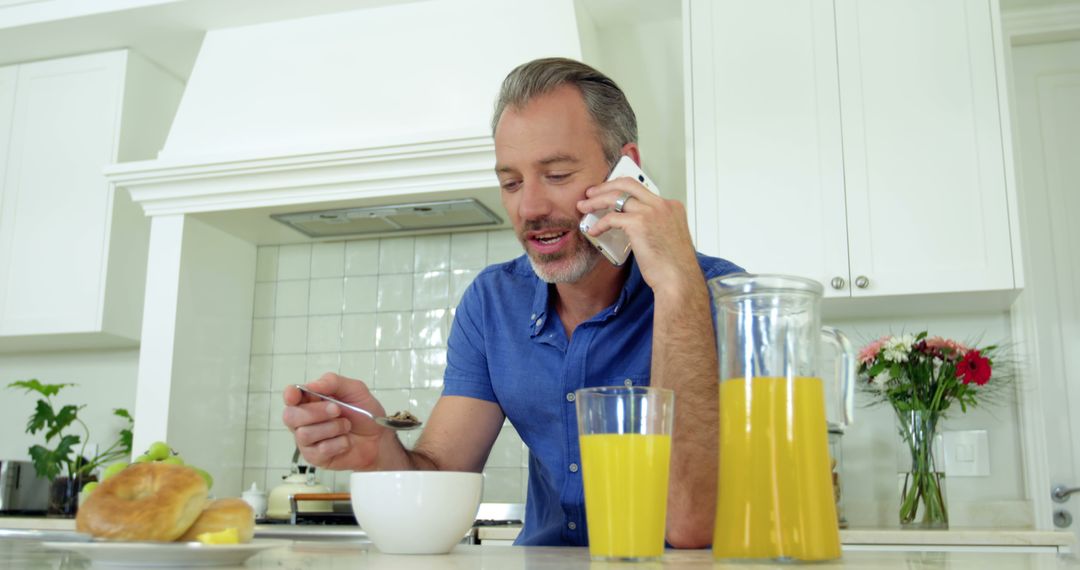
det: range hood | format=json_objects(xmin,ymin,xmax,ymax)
[
  {"xmin": 107, "ymin": 0, "xmax": 585, "ymax": 243},
  {"xmin": 271, "ymin": 198, "xmax": 501, "ymax": 238}
]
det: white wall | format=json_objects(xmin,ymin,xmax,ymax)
[{"xmin": 0, "ymin": 349, "xmax": 139, "ymax": 463}]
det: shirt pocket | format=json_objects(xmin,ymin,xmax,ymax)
[{"xmin": 586, "ymin": 373, "xmax": 651, "ymax": 389}]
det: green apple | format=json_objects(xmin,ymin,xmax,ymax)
[
  {"xmin": 134, "ymin": 454, "xmax": 153, "ymax": 463},
  {"xmin": 195, "ymin": 468, "xmax": 213, "ymax": 490},
  {"xmin": 162, "ymin": 456, "xmax": 184, "ymax": 465},
  {"xmin": 147, "ymin": 441, "xmax": 172, "ymax": 461},
  {"xmin": 81, "ymin": 481, "xmax": 99, "ymax": 494},
  {"xmin": 101, "ymin": 462, "xmax": 128, "ymax": 480}
]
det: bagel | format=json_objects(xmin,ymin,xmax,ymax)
[
  {"xmin": 177, "ymin": 498, "xmax": 255, "ymax": 543},
  {"xmin": 76, "ymin": 462, "xmax": 209, "ymax": 541}
]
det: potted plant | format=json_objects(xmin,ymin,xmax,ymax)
[{"xmin": 7, "ymin": 379, "xmax": 133, "ymax": 516}]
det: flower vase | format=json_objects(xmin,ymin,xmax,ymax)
[
  {"xmin": 47, "ymin": 475, "xmax": 94, "ymax": 517},
  {"xmin": 897, "ymin": 410, "xmax": 948, "ymax": 529}
]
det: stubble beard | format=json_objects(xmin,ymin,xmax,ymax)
[{"xmin": 519, "ymin": 219, "xmax": 602, "ymax": 284}]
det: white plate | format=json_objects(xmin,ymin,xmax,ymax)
[{"xmin": 42, "ymin": 538, "xmax": 290, "ymax": 568}]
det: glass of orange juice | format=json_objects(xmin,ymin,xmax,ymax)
[{"xmin": 576, "ymin": 386, "xmax": 674, "ymax": 562}]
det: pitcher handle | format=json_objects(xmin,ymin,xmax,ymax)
[{"xmin": 821, "ymin": 326, "xmax": 856, "ymax": 429}]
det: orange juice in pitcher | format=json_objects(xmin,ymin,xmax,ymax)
[{"xmin": 708, "ymin": 275, "xmax": 855, "ymax": 562}]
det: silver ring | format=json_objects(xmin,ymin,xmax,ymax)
[{"xmin": 613, "ymin": 192, "xmax": 633, "ymax": 213}]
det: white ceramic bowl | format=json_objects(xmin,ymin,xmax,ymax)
[{"xmin": 349, "ymin": 471, "xmax": 482, "ymax": 554}]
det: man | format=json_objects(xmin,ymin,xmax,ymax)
[{"xmin": 282, "ymin": 57, "xmax": 741, "ymax": 548}]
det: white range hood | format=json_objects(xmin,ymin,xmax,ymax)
[
  {"xmin": 107, "ymin": 0, "xmax": 585, "ymax": 243},
  {"xmin": 107, "ymin": 0, "xmax": 587, "ymax": 498}
]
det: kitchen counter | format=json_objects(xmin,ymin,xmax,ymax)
[
  {"xmin": 1, "ymin": 539, "xmax": 1079, "ymax": 569},
  {"xmin": 3, "ymin": 516, "xmax": 1073, "ymax": 553}
]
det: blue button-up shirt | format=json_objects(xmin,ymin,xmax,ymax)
[{"xmin": 442, "ymin": 253, "xmax": 742, "ymax": 546}]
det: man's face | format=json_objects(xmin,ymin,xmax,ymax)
[{"xmin": 493, "ymin": 85, "xmax": 609, "ymax": 283}]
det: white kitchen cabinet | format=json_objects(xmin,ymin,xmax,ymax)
[
  {"xmin": 686, "ymin": 0, "xmax": 1018, "ymax": 302},
  {"xmin": 0, "ymin": 50, "xmax": 183, "ymax": 351}
]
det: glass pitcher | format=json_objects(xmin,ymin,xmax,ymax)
[{"xmin": 709, "ymin": 274, "xmax": 855, "ymax": 562}]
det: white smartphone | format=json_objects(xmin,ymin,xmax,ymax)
[{"xmin": 579, "ymin": 155, "xmax": 661, "ymax": 266}]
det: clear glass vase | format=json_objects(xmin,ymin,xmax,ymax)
[{"xmin": 896, "ymin": 410, "xmax": 948, "ymax": 529}]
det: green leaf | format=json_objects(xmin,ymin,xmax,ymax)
[
  {"xmin": 45, "ymin": 405, "xmax": 82, "ymax": 441},
  {"xmin": 25, "ymin": 400, "xmax": 55, "ymax": 435},
  {"xmin": 113, "ymin": 408, "xmax": 132, "ymax": 421},
  {"xmin": 7, "ymin": 379, "xmax": 73, "ymax": 398}
]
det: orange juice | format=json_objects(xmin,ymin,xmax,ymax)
[
  {"xmin": 713, "ymin": 376, "xmax": 841, "ymax": 561},
  {"xmin": 580, "ymin": 433, "xmax": 671, "ymax": 559}
]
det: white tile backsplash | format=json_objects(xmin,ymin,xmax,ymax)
[
  {"xmin": 411, "ymin": 309, "xmax": 448, "ymax": 348},
  {"xmin": 311, "ymin": 242, "xmax": 345, "ymax": 278},
  {"xmin": 271, "ymin": 354, "xmax": 306, "ymax": 393},
  {"xmin": 375, "ymin": 312, "xmax": 411, "ymax": 350},
  {"xmin": 245, "ymin": 231, "xmax": 524, "ymax": 505},
  {"xmin": 305, "ymin": 353, "xmax": 340, "ymax": 381},
  {"xmin": 343, "ymin": 276, "xmax": 378, "ymax": 313},
  {"xmin": 374, "ymin": 349, "xmax": 411, "ymax": 389},
  {"xmin": 277, "ymin": 244, "xmax": 312, "ymax": 280},
  {"xmin": 341, "ymin": 313, "xmax": 377, "ymax": 351},
  {"xmin": 273, "ymin": 317, "xmax": 308, "ymax": 353},
  {"xmin": 307, "ymin": 315, "xmax": 342, "ymax": 353},
  {"xmin": 487, "ymin": 229, "xmax": 522, "ymax": 264},
  {"xmin": 413, "ymin": 271, "xmax": 450, "ymax": 310},
  {"xmin": 340, "ymin": 351, "xmax": 375, "ymax": 382},
  {"xmin": 379, "ymin": 237, "xmax": 415, "ymax": 274},
  {"xmin": 275, "ymin": 281, "xmax": 309, "ymax": 317},
  {"xmin": 414, "ymin": 235, "xmax": 451, "ymax": 273},
  {"xmin": 345, "ymin": 240, "xmax": 380, "ymax": 276},
  {"xmin": 377, "ymin": 274, "xmax": 413, "ymax": 311},
  {"xmin": 308, "ymin": 278, "xmax": 344, "ymax": 315},
  {"xmin": 450, "ymin": 232, "xmax": 488, "ymax": 270}
]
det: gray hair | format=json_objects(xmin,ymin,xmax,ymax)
[{"xmin": 491, "ymin": 57, "xmax": 637, "ymax": 166}]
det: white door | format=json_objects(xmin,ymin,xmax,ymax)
[{"xmin": 1010, "ymin": 39, "xmax": 1080, "ymax": 540}]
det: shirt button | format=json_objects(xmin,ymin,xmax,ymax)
[
  {"xmin": 567, "ymin": 521, "xmax": 577, "ymax": 530},
  {"xmin": 624, "ymin": 378, "xmax": 633, "ymax": 387},
  {"xmin": 569, "ymin": 463, "xmax": 579, "ymax": 473},
  {"xmin": 535, "ymin": 317, "xmax": 544, "ymax": 327},
  {"xmin": 530, "ymin": 313, "xmax": 536, "ymax": 320},
  {"xmin": 566, "ymin": 392, "xmax": 576, "ymax": 402}
]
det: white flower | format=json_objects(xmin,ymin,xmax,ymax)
[
  {"xmin": 883, "ymin": 334, "xmax": 916, "ymax": 363},
  {"xmin": 871, "ymin": 369, "xmax": 891, "ymax": 390}
]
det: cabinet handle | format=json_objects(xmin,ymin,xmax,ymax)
[
  {"xmin": 830, "ymin": 277, "xmax": 846, "ymax": 290},
  {"xmin": 855, "ymin": 276, "xmax": 870, "ymax": 289}
]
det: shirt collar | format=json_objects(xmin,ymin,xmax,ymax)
[{"xmin": 527, "ymin": 255, "xmax": 643, "ymax": 336}]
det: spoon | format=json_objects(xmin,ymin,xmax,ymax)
[{"xmin": 293, "ymin": 384, "xmax": 423, "ymax": 431}]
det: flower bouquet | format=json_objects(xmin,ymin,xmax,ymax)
[{"xmin": 857, "ymin": 332, "xmax": 1011, "ymax": 529}]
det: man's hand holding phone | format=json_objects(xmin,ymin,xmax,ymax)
[
  {"xmin": 577, "ymin": 155, "xmax": 701, "ymax": 297},
  {"xmin": 578, "ymin": 155, "xmax": 661, "ymax": 266}
]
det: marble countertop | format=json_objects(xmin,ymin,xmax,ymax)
[{"xmin": 2, "ymin": 539, "xmax": 1079, "ymax": 569}]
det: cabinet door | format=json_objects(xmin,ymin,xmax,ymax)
[
  {"xmin": 687, "ymin": 0, "xmax": 850, "ymax": 296},
  {"xmin": 836, "ymin": 0, "xmax": 1015, "ymax": 297},
  {"xmin": 0, "ymin": 53, "xmax": 125, "ymax": 335},
  {"xmin": 0, "ymin": 66, "xmax": 15, "ymax": 229}
]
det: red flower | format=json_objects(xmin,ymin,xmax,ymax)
[{"xmin": 956, "ymin": 350, "xmax": 992, "ymax": 386}]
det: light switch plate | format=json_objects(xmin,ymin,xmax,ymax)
[{"xmin": 943, "ymin": 430, "xmax": 990, "ymax": 477}]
